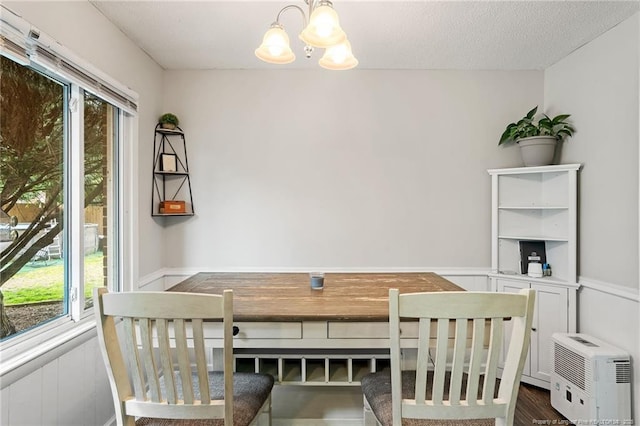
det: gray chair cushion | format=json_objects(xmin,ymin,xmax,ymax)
[
  {"xmin": 361, "ymin": 370, "xmax": 495, "ymax": 426},
  {"xmin": 136, "ymin": 372, "xmax": 274, "ymax": 426}
]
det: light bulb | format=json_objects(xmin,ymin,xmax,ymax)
[
  {"xmin": 314, "ymin": 12, "xmax": 335, "ymax": 38},
  {"xmin": 268, "ymin": 45, "xmax": 284, "ymax": 56},
  {"xmin": 300, "ymin": 4, "xmax": 346, "ymax": 48},
  {"xmin": 255, "ymin": 24, "xmax": 295, "ymax": 64},
  {"xmin": 266, "ymin": 33, "xmax": 286, "ymax": 56},
  {"xmin": 328, "ymin": 44, "xmax": 347, "ymax": 64},
  {"xmin": 319, "ymin": 40, "xmax": 358, "ymax": 70}
]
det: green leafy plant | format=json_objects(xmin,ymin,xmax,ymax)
[
  {"xmin": 159, "ymin": 113, "xmax": 179, "ymax": 126},
  {"xmin": 499, "ymin": 106, "xmax": 575, "ymax": 145}
]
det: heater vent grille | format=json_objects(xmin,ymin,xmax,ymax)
[
  {"xmin": 615, "ymin": 361, "xmax": 631, "ymax": 384},
  {"xmin": 554, "ymin": 342, "xmax": 586, "ymax": 390}
]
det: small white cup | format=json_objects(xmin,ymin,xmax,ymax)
[
  {"xmin": 527, "ymin": 262, "xmax": 543, "ymax": 278},
  {"xmin": 310, "ymin": 272, "xmax": 325, "ymax": 290}
]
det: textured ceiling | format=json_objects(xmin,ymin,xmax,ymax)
[{"xmin": 90, "ymin": 1, "xmax": 639, "ymax": 70}]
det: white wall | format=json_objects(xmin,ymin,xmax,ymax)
[
  {"xmin": 545, "ymin": 14, "xmax": 639, "ymax": 290},
  {"xmin": 161, "ymin": 70, "xmax": 542, "ymax": 270},
  {"xmin": 1, "ymin": 2, "xmax": 164, "ymax": 425},
  {"xmin": 545, "ymin": 13, "xmax": 640, "ymax": 420}
]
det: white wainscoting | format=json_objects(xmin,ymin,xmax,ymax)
[
  {"xmin": 0, "ymin": 333, "xmax": 114, "ymax": 426},
  {"xmin": 576, "ymin": 278, "xmax": 639, "ymax": 422},
  {"xmin": 4, "ymin": 270, "xmax": 635, "ymax": 425}
]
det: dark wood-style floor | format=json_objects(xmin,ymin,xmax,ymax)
[{"xmin": 515, "ymin": 383, "xmax": 572, "ymax": 425}]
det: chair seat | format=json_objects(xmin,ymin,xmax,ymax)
[
  {"xmin": 361, "ymin": 370, "xmax": 495, "ymax": 426},
  {"xmin": 136, "ymin": 372, "xmax": 274, "ymax": 426}
]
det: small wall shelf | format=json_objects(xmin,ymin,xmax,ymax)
[{"xmin": 151, "ymin": 124, "xmax": 194, "ymax": 217}]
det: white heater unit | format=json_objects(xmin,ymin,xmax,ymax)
[{"xmin": 551, "ymin": 333, "xmax": 632, "ymax": 424}]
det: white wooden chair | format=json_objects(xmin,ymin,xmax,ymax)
[
  {"xmin": 94, "ymin": 288, "xmax": 274, "ymax": 426},
  {"xmin": 361, "ymin": 289, "xmax": 535, "ymax": 426}
]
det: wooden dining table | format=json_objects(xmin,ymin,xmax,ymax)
[
  {"xmin": 169, "ymin": 272, "xmax": 465, "ymax": 322},
  {"xmin": 168, "ymin": 272, "xmax": 466, "ymax": 385}
]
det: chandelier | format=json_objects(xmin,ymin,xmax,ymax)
[{"xmin": 255, "ymin": 0, "xmax": 358, "ymax": 70}]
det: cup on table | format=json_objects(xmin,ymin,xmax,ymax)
[{"xmin": 309, "ymin": 272, "xmax": 325, "ymax": 290}]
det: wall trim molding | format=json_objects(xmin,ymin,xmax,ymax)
[
  {"xmin": 145, "ymin": 269, "xmax": 639, "ymax": 304},
  {"xmin": 138, "ymin": 267, "xmax": 171, "ymax": 288},
  {"xmin": 151, "ymin": 266, "xmax": 491, "ymax": 278},
  {"xmin": 578, "ymin": 276, "xmax": 640, "ymax": 303}
]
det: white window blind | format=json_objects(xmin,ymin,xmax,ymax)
[{"xmin": 0, "ymin": 4, "xmax": 138, "ymax": 115}]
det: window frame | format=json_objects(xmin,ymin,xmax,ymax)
[{"xmin": 0, "ymin": 7, "xmax": 138, "ymax": 380}]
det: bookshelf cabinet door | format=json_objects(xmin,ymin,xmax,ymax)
[
  {"xmin": 493, "ymin": 276, "xmax": 574, "ymax": 389},
  {"xmin": 530, "ymin": 282, "xmax": 569, "ymax": 383}
]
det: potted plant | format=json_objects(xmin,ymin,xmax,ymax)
[
  {"xmin": 499, "ymin": 106, "xmax": 575, "ymax": 166},
  {"xmin": 159, "ymin": 113, "xmax": 180, "ymax": 130}
]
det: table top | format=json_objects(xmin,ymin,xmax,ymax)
[{"xmin": 169, "ymin": 272, "xmax": 464, "ymax": 321}]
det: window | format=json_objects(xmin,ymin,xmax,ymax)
[
  {"xmin": 0, "ymin": 55, "xmax": 122, "ymax": 340},
  {"xmin": 83, "ymin": 92, "xmax": 119, "ymax": 311}
]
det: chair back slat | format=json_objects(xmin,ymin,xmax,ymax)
[
  {"xmin": 448, "ymin": 318, "xmax": 468, "ymax": 405},
  {"xmin": 192, "ymin": 319, "xmax": 212, "ymax": 403},
  {"xmin": 139, "ymin": 318, "xmax": 162, "ymax": 402},
  {"xmin": 465, "ymin": 317, "xmax": 485, "ymax": 406},
  {"xmin": 431, "ymin": 318, "xmax": 450, "ymax": 404},
  {"xmin": 414, "ymin": 317, "xmax": 431, "ymax": 404},
  {"xmin": 94, "ymin": 287, "xmax": 236, "ymax": 425},
  {"xmin": 174, "ymin": 318, "xmax": 195, "ymax": 404},
  {"xmin": 156, "ymin": 319, "xmax": 178, "ymax": 404},
  {"xmin": 482, "ymin": 317, "xmax": 503, "ymax": 404},
  {"xmin": 388, "ymin": 288, "xmax": 535, "ymax": 424},
  {"xmin": 122, "ymin": 316, "xmax": 146, "ymax": 401}
]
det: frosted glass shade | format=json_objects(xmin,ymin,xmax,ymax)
[
  {"xmin": 299, "ymin": 4, "xmax": 346, "ymax": 48},
  {"xmin": 319, "ymin": 40, "xmax": 358, "ymax": 70},
  {"xmin": 255, "ymin": 25, "xmax": 295, "ymax": 64}
]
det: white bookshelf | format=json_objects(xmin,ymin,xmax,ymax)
[
  {"xmin": 487, "ymin": 164, "xmax": 581, "ymax": 388},
  {"xmin": 488, "ymin": 164, "xmax": 580, "ymax": 284}
]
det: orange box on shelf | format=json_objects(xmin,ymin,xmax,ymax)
[{"xmin": 159, "ymin": 200, "xmax": 186, "ymax": 214}]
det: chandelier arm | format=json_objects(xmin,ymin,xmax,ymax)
[
  {"xmin": 274, "ymin": 3, "xmax": 315, "ymax": 58},
  {"xmin": 306, "ymin": 0, "xmax": 314, "ymax": 24},
  {"xmin": 275, "ymin": 4, "xmax": 308, "ymax": 28}
]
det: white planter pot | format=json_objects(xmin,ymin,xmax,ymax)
[{"xmin": 517, "ymin": 136, "xmax": 557, "ymax": 166}]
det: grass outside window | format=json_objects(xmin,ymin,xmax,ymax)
[{"xmin": 3, "ymin": 252, "xmax": 103, "ymax": 306}]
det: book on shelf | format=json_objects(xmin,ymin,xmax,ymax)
[{"xmin": 518, "ymin": 240, "xmax": 546, "ymax": 274}]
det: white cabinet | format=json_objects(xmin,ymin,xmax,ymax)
[
  {"xmin": 488, "ymin": 164, "xmax": 581, "ymax": 389},
  {"xmin": 495, "ymin": 277, "xmax": 575, "ymax": 388}
]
